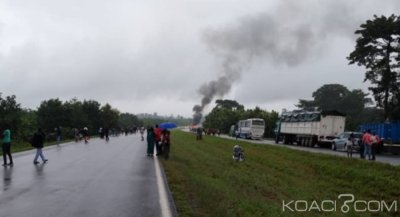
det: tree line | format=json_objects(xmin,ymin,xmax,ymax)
[
  {"xmin": 202, "ymin": 99, "xmax": 279, "ymax": 138},
  {"xmin": 0, "ymin": 95, "xmax": 143, "ymax": 142}
]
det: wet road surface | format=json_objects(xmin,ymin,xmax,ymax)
[{"xmin": 0, "ymin": 134, "xmax": 174, "ymax": 217}]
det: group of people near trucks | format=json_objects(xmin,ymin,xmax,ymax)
[
  {"xmin": 146, "ymin": 124, "xmax": 171, "ymax": 159},
  {"xmin": 351, "ymin": 130, "xmax": 380, "ymax": 160},
  {"xmin": 360, "ymin": 130, "xmax": 381, "ymax": 160}
]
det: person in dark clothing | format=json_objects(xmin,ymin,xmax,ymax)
[
  {"xmin": 103, "ymin": 127, "xmax": 110, "ymax": 142},
  {"xmin": 359, "ymin": 131, "xmax": 366, "ymax": 159},
  {"xmin": 147, "ymin": 127, "xmax": 155, "ymax": 157},
  {"xmin": 31, "ymin": 128, "xmax": 48, "ymax": 164},
  {"xmin": 2, "ymin": 127, "xmax": 13, "ymax": 166},
  {"xmin": 81, "ymin": 127, "xmax": 89, "ymax": 143},
  {"xmin": 154, "ymin": 125, "xmax": 162, "ymax": 155},
  {"xmin": 162, "ymin": 130, "xmax": 171, "ymax": 159},
  {"xmin": 55, "ymin": 126, "xmax": 62, "ymax": 145},
  {"xmin": 196, "ymin": 127, "xmax": 202, "ymax": 140}
]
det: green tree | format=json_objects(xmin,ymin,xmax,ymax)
[
  {"xmin": 100, "ymin": 103, "xmax": 120, "ymax": 128},
  {"xmin": 18, "ymin": 109, "xmax": 38, "ymax": 141},
  {"xmin": 204, "ymin": 100, "xmax": 279, "ymax": 138},
  {"xmin": 37, "ymin": 98, "xmax": 67, "ymax": 131},
  {"xmin": 298, "ymin": 84, "xmax": 351, "ymax": 111},
  {"xmin": 64, "ymin": 98, "xmax": 88, "ymax": 129},
  {"xmin": 297, "ymin": 84, "xmax": 379, "ymax": 130},
  {"xmin": 118, "ymin": 113, "xmax": 142, "ymax": 129},
  {"xmin": 240, "ymin": 107, "xmax": 279, "ymax": 137},
  {"xmin": 348, "ymin": 14, "xmax": 400, "ymax": 120},
  {"xmin": 81, "ymin": 100, "xmax": 102, "ymax": 133},
  {"xmin": 0, "ymin": 93, "xmax": 22, "ymax": 137},
  {"xmin": 215, "ymin": 99, "xmax": 244, "ymax": 111},
  {"xmin": 203, "ymin": 107, "xmax": 241, "ymax": 133}
]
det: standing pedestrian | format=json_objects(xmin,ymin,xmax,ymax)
[
  {"xmin": 31, "ymin": 128, "xmax": 48, "ymax": 164},
  {"xmin": 360, "ymin": 131, "xmax": 367, "ymax": 159},
  {"xmin": 104, "ymin": 127, "xmax": 110, "ymax": 142},
  {"xmin": 140, "ymin": 127, "xmax": 145, "ymax": 141},
  {"xmin": 55, "ymin": 126, "xmax": 62, "ymax": 145},
  {"xmin": 82, "ymin": 127, "xmax": 89, "ymax": 143},
  {"xmin": 147, "ymin": 127, "xmax": 155, "ymax": 157},
  {"xmin": 154, "ymin": 125, "xmax": 162, "ymax": 156},
  {"xmin": 99, "ymin": 127, "xmax": 104, "ymax": 139},
  {"xmin": 363, "ymin": 130, "xmax": 372, "ymax": 160},
  {"xmin": 347, "ymin": 133, "xmax": 355, "ymax": 158},
  {"xmin": 74, "ymin": 128, "xmax": 80, "ymax": 142},
  {"xmin": 196, "ymin": 127, "xmax": 202, "ymax": 140},
  {"xmin": 162, "ymin": 129, "xmax": 171, "ymax": 159},
  {"xmin": 2, "ymin": 126, "xmax": 13, "ymax": 166},
  {"xmin": 371, "ymin": 132, "xmax": 380, "ymax": 161}
]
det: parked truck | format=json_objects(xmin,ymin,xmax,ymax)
[
  {"xmin": 275, "ymin": 110, "xmax": 346, "ymax": 148},
  {"xmin": 358, "ymin": 122, "xmax": 400, "ymax": 154}
]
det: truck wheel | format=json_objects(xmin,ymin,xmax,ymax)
[{"xmin": 331, "ymin": 143, "xmax": 337, "ymax": 151}]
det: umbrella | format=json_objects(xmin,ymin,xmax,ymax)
[{"xmin": 159, "ymin": 122, "xmax": 178, "ymax": 129}]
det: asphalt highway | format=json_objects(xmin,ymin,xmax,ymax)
[{"xmin": 0, "ymin": 134, "xmax": 175, "ymax": 217}]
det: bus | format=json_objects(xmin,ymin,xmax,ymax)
[{"xmin": 237, "ymin": 118, "xmax": 265, "ymax": 139}]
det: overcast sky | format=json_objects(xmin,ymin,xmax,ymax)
[{"xmin": 0, "ymin": 0, "xmax": 399, "ymax": 117}]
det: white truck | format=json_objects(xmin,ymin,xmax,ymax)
[{"xmin": 275, "ymin": 110, "xmax": 346, "ymax": 147}]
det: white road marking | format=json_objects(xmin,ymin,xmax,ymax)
[{"xmin": 154, "ymin": 157, "xmax": 172, "ymax": 217}]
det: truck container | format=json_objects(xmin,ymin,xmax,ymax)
[
  {"xmin": 275, "ymin": 110, "xmax": 346, "ymax": 147},
  {"xmin": 358, "ymin": 123, "xmax": 400, "ymax": 154},
  {"xmin": 358, "ymin": 123, "xmax": 400, "ymax": 144}
]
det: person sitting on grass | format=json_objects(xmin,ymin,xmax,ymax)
[{"xmin": 233, "ymin": 145, "xmax": 244, "ymax": 162}]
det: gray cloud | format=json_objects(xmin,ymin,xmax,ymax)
[
  {"xmin": 0, "ymin": 0, "xmax": 399, "ymax": 118},
  {"xmin": 192, "ymin": 0, "xmax": 399, "ymax": 121}
]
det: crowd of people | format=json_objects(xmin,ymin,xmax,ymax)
[
  {"xmin": 359, "ymin": 130, "xmax": 380, "ymax": 161},
  {"xmin": 2, "ymin": 124, "xmax": 171, "ymax": 166},
  {"xmin": 346, "ymin": 130, "xmax": 380, "ymax": 160},
  {"xmin": 146, "ymin": 124, "xmax": 171, "ymax": 159}
]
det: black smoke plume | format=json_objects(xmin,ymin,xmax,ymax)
[{"xmin": 192, "ymin": 0, "xmax": 394, "ymax": 125}]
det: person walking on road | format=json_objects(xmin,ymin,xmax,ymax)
[
  {"xmin": 82, "ymin": 127, "xmax": 89, "ymax": 143},
  {"xmin": 73, "ymin": 128, "xmax": 80, "ymax": 142},
  {"xmin": 146, "ymin": 127, "xmax": 155, "ymax": 157},
  {"xmin": 140, "ymin": 127, "xmax": 145, "ymax": 141},
  {"xmin": 154, "ymin": 125, "xmax": 162, "ymax": 156},
  {"xmin": 2, "ymin": 126, "xmax": 13, "ymax": 166},
  {"xmin": 31, "ymin": 128, "xmax": 48, "ymax": 164},
  {"xmin": 55, "ymin": 126, "xmax": 62, "ymax": 145},
  {"xmin": 104, "ymin": 127, "xmax": 110, "ymax": 142}
]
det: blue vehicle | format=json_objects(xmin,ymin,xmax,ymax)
[
  {"xmin": 358, "ymin": 123, "xmax": 400, "ymax": 144},
  {"xmin": 358, "ymin": 122, "xmax": 400, "ymax": 154}
]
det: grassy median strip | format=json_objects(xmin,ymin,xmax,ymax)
[{"xmin": 160, "ymin": 130, "xmax": 400, "ymax": 217}]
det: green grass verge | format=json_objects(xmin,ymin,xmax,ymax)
[{"xmin": 160, "ymin": 130, "xmax": 400, "ymax": 217}]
